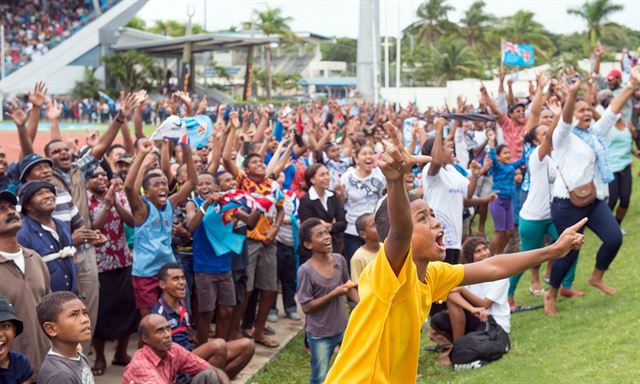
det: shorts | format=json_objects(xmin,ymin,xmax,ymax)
[
  {"xmin": 132, "ymin": 276, "xmax": 160, "ymax": 310},
  {"xmin": 245, "ymin": 239, "xmax": 277, "ymax": 292},
  {"xmin": 475, "ymin": 175, "xmax": 493, "ymax": 198},
  {"xmin": 194, "ymin": 272, "xmax": 236, "ymax": 312},
  {"xmin": 489, "ymin": 197, "xmax": 514, "ymax": 231},
  {"xmin": 232, "ymin": 269, "xmax": 248, "ymax": 305}
]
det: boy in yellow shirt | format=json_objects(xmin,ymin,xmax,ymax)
[
  {"xmin": 325, "ymin": 121, "xmax": 587, "ymax": 384},
  {"xmin": 350, "ymin": 213, "xmax": 380, "ymax": 284}
]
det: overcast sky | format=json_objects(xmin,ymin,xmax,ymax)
[{"xmin": 137, "ymin": 0, "xmax": 640, "ymax": 39}]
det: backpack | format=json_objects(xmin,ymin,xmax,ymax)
[{"xmin": 450, "ymin": 316, "xmax": 510, "ymax": 370}]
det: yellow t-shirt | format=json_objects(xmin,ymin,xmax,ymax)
[
  {"xmin": 325, "ymin": 244, "xmax": 464, "ymax": 384},
  {"xmin": 350, "ymin": 245, "xmax": 379, "ymax": 284}
]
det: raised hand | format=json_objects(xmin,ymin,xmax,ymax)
[
  {"xmin": 568, "ymin": 78, "xmax": 582, "ymax": 94},
  {"xmin": 196, "ymin": 95, "xmax": 208, "ymax": 115},
  {"xmin": 104, "ymin": 182, "xmax": 117, "ymax": 207},
  {"xmin": 46, "ymin": 98, "xmax": 62, "ymax": 121},
  {"xmin": 546, "ymin": 100, "xmax": 562, "ymax": 116},
  {"xmin": 120, "ymin": 92, "xmax": 143, "ymax": 117},
  {"xmin": 28, "ymin": 81, "xmax": 48, "ymax": 108},
  {"xmin": 593, "ymin": 43, "xmax": 604, "ymax": 58},
  {"xmin": 629, "ymin": 66, "xmax": 640, "ymax": 87},
  {"xmin": 229, "ymin": 110, "xmax": 241, "ymax": 129},
  {"xmin": 378, "ymin": 122, "xmax": 431, "ymax": 182},
  {"xmin": 552, "ymin": 218, "xmax": 587, "ymax": 257},
  {"xmin": 5, "ymin": 106, "xmax": 30, "ymax": 127}
]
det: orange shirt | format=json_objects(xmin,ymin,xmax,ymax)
[{"xmin": 236, "ymin": 172, "xmax": 283, "ymax": 242}]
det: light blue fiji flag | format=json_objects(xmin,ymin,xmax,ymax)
[
  {"xmin": 182, "ymin": 115, "xmax": 213, "ymax": 149},
  {"xmin": 195, "ymin": 196, "xmax": 246, "ymax": 256},
  {"xmin": 502, "ymin": 41, "xmax": 535, "ymax": 67}
]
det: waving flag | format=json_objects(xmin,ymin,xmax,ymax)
[
  {"xmin": 502, "ymin": 41, "xmax": 535, "ymax": 67},
  {"xmin": 183, "ymin": 115, "xmax": 213, "ymax": 149},
  {"xmin": 151, "ymin": 115, "xmax": 186, "ymax": 141},
  {"xmin": 192, "ymin": 195, "xmax": 245, "ymax": 256},
  {"xmin": 217, "ymin": 189, "xmax": 282, "ymax": 219}
]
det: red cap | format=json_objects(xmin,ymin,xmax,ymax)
[{"xmin": 607, "ymin": 69, "xmax": 622, "ymax": 80}]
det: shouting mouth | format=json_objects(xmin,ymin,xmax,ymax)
[{"xmin": 435, "ymin": 231, "xmax": 446, "ymax": 251}]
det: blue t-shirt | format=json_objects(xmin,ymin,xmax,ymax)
[
  {"xmin": 191, "ymin": 197, "xmax": 232, "ymax": 273},
  {"xmin": 0, "ymin": 351, "xmax": 33, "ymax": 383},
  {"xmin": 489, "ymin": 148, "xmax": 527, "ymax": 200}
]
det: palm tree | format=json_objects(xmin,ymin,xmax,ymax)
[
  {"xmin": 102, "ymin": 51, "xmax": 163, "ymax": 91},
  {"xmin": 409, "ymin": 0, "xmax": 455, "ymax": 45},
  {"xmin": 416, "ymin": 38, "xmax": 483, "ymax": 85},
  {"xmin": 459, "ymin": 1, "xmax": 494, "ymax": 50},
  {"xmin": 567, "ymin": 0, "xmax": 624, "ymax": 46},
  {"xmin": 244, "ymin": 7, "xmax": 296, "ymax": 99},
  {"xmin": 148, "ymin": 20, "xmax": 205, "ymax": 37},
  {"xmin": 497, "ymin": 10, "xmax": 555, "ymax": 61},
  {"xmin": 72, "ymin": 67, "xmax": 102, "ymax": 99}
]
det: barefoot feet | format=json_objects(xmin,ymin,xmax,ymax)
[
  {"xmin": 544, "ymin": 291, "xmax": 557, "ymax": 316},
  {"xmin": 588, "ymin": 276, "xmax": 616, "ymax": 295}
]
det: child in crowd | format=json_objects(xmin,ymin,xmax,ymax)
[
  {"xmin": 486, "ymin": 129, "xmax": 527, "ymax": 255},
  {"xmin": 36, "ymin": 291, "xmax": 94, "ymax": 384},
  {"xmin": 124, "ymin": 140, "xmax": 197, "ymax": 317},
  {"xmin": 0, "ymin": 296, "xmax": 33, "ymax": 383},
  {"xmin": 350, "ymin": 213, "xmax": 379, "ymax": 284},
  {"xmin": 325, "ymin": 122, "xmax": 586, "ymax": 383},
  {"xmin": 297, "ymin": 218, "xmax": 359, "ymax": 384},
  {"xmin": 431, "ymin": 237, "xmax": 511, "ymax": 365}
]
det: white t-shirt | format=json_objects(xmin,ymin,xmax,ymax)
[
  {"xmin": 422, "ymin": 164, "xmax": 469, "ymax": 250},
  {"xmin": 341, "ymin": 167, "xmax": 386, "ymax": 236},
  {"xmin": 519, "ymin": 147, "xmax": 556, "ymax": 221},
  {"xmin": 466, "ymin": 278, "xmax": 511, "ymax": 333},
  {"xmin": 0, "ymin": 249, "xmax": 25, "ymax": 274}
]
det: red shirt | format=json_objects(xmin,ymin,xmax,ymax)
[
  {"xmin": 122, "ymin": 343, "xmax": 210, "ymax": 383},
  {"xmin": 498, "ymin": 114, "xmax": 527, "ymax": 159}
]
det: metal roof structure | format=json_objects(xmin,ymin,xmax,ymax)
[
  {"xmin": 111, "ymin": 33, "xmax": 277, "ymax": 57},
  {"xmin": 300, "ymin": 77, "xmax": 357, "ymax": 87}
]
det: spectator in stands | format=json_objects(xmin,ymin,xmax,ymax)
[
  {"xmin": 0, "ymin": 190, "xmax": 51, "ymax": 379},
  {"xmin": 123, "ymin": 314, "xmax": 229, "ymax": 384}
]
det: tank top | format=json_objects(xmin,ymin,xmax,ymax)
[{"xmin": 132, "ymin": 198, "xmax": 176, "ymax": 277}]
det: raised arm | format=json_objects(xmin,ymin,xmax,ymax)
[
  {"xmin": 427, "ymin": 118, "xmax": 447, "ymax": 176},
  {"xmin": 538, "ymin": 101, "xmax": 562, "ymax": 159},
  {"xmin": 27, "ymin": 81, "xmax": 47, "ymax": 143},
  {"xmin": 221, "ymin": 112, "xmax": 240, "ymax": 178},
  {"xmin": 170, "ymin": 142, "xmax": 198, "ymax": 206},
  {"xmin": 609, "ymin": 67, "xmax": 640, "ymax": 115},
  {"xmin": 6, "ymin": 107, "xmax": 33, "ymax": 159},
  {"xmin": 525, "ymin": 73, "xmax": 548, "ymax": 133},
  {"xmin": 124, "ymin": 142, "xmax": 152, "ymax": 225},
  {"xmin": 462, "ymin": 218, "xmax": 587, "ymax": 285},
  {"xmin": 133, "ymin": 90, "xmax": 147, "ymax": 140},
  {"xmin": 480, "ymin": 84, "xmax": 504, "ymax": 119},
  {"xmin": 46, "ymin": 98, "xmax": 63, "ymax": 141},
  {"xmin": 92, "ymin": 93, "xmax": 142, "ymax": 159},
  {"xmin": 160, "ymin": 139, "xmax": 175, "ymax": 183},
  {"xmin": 379, "ymin": 122, "xmax": 431, "ymax": 276}
]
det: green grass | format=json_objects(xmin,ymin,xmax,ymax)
[{"xmin": 252, "ymin": 169, "xmax": 640, "ymax": 383}]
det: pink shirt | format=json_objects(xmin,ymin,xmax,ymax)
[
  {"xmin": 498, "ymin": 114, "xmax": 527, "ymax": 159},
  {"xmin": 122, "ymin": 343, "xmax": 210, "ymax": 383}
]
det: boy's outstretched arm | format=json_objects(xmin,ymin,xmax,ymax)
[
  {"xmin": 461, "ymin": 218, "xmax": 587, "ymax": 285},
  {"xmin": 379, "ymin": 122, "xmax": 431, "ymax": 276}
]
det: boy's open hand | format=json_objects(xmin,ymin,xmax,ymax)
[
  {"xmin": 379, "ymin": 122, "xmax": 431, "ymax": 181},
  {"xmin": 552, "ymin": 218, "xmax": 587, "ymax": 257}
]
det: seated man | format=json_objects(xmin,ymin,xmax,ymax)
[
  {"xmin": 152, "ymin": 263, "xmax": 255, "ymax": 379},
  {"xmin": 124, "ymin": 314, "xmax": 228, "ymax": 384}
]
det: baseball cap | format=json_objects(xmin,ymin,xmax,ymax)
[
  {"xmin": 115, "ymin": 153, "xmax": 134, "ymax": 164},
  {"xmin": 607, "ymin": 69, "xmax": 622, "ymax": 80}
]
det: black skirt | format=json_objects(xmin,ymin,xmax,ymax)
[{"xmin": 95, "ymin": 266, "xmax": 140, "ymax": 340}]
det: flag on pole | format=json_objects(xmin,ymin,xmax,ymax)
[{"xmin": 502, "ymin": 41, "xmax": 535, "ymax": 67}]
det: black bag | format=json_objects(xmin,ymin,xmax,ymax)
[{"xmin": 450, "ymin": 316, "xmax": 510, "ymax": 369}]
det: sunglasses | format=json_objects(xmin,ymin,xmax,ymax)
[{"xmin": 90, "ymin": 172, "xmax": 108, "ymax": 179}]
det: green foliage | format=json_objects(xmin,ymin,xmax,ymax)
[
  {"xmin": 125, "ymin": 16, "xmax": 146, "ymax": 31},
  {"xmin": 273, "ymin": 72, "xmax": 302, "ymax": 92},
  {"xmin": 147, "ymin": 19, "xmax": 206, "ymax": 37},
  {"xmin": 408, "ymin": 0, "xmax": 457, "ymax": 45},
  {"xmin": 245, "ymin": 7, "xmax": 296, "ymax": 41},
  {"xmin": 102, "ymin": 50, "xmax": 163, "ymax": 91},
  {"xmin": 415, "ymin": 38, "xmax": 484, "ymax": 85},
  {"xmin": 567, "ymin": 0, "xmax": 624, "ymax": 46},
  {"xmin": 321, "ymin": 38, "xmax": 357, "ymax": 63},
  {"xmin": 72, "ymin": 66, "xmax": 102, "ymax": 99}
]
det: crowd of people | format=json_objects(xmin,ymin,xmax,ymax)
[
  {"xmin": 0, "ymin": 43, "xmax": 638, "ymax": 384},
  {"xmin": 1, "ymin": 0, "xmax": 119, "ymax": 75}
]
